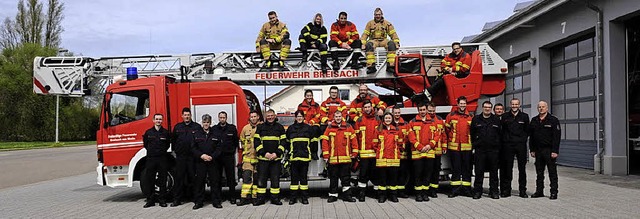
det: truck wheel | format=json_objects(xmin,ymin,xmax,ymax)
[{"xmin": 140, "ymin": 169, "xmax": 175, "ymax": 198}]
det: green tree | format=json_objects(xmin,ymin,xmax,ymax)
[
  {"xmin": 1, "ymin": 0, "xmax": 64, "ymax": 50},
  {"xmin": 0, "ymin": 0, "xmax": 97, "ymax": 141}
]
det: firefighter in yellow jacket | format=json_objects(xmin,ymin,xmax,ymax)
[
  {"xmin": 361, "ymin": 7, "xmax": 400, "ymax": 74},
  {"xmin": 256, "ymin": 11, "xmax": 291, "ymax": 69},
  {"xmin": 237, "ymin": 111, "xmax": 260, "ymax": 206}
]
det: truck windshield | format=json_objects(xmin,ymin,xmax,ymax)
[{"xmin": 108, "ymin": 90, "xmax": 150, "ymax": 126}]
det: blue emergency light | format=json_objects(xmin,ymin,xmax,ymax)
[{"xmin": 126, "ymin": 67, "xmax": 138, "ymax": 80}]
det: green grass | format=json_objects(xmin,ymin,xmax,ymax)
[{"xmin": 0, "ymin": 141, "xmax": 96, "ymax": 151}]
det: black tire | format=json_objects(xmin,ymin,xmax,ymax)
[{"xmin": 140, "ymin": 168, "xmax": 175, "ymax": 198}]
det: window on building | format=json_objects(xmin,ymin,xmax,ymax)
[{"xmin": 339, "ymin": 89, "xmax": 350, "ymax": 101}]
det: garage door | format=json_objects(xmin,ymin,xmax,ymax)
[{"xmin": 550, "ymin": 36, "xmax": 597, "ymax": 169}]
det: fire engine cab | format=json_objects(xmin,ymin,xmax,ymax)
[{"xmin": 32, "ymin": 43, "xmax": 507, "ymax": 195}]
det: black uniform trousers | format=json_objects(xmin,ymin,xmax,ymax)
[
  {"xmin": 413, "ymin": 158, "xmax": 434, "ymax": 190},
  {"xmin": 500, "ymin": 143, "xmax": 528, "ymax": 193},
  {"xmin": 290, "ymin": 161, "xmax": 309, "ymax": 187},
  {"xmin": 144, "ymin": 157, "xmax": 168, "ymax": 202},
  {"xmin": 378, "ymin": 167, "xmax": 398, "ymax": 192},
  {"xmin": 430, "ymin": 156, "xmax": 442, "ymax": 188},
  {"xmin": 257, "ymin": 160, "xmax": 281, "ymax": 195},
  {"xmin": 194, "ymin": 161, "xmax": 221, "ymax": 204},
  {"xmin": 474, "ymin": 149, "xmax": 499, "ymax": 194},
  {"xmin": 215, "ymin": 154, "xmax": 237, "ymax": 195},
  {"xmin": 172, "ymin": 156, "xmax": 195, "ymax": 201},
  {"xmin": 534, "ymin": 147, "xmax": 558, "ymax": 195},
  {"xmin": 358, "ymin": 158, "xmax": 377, "ymax": 187},
  {"xmin": 328, "ymin": 163, "xmax": 351, "ymax": 195},
  {"xmin": 449, "ymin": 150, "xmax": 473, "ymax": 186}
]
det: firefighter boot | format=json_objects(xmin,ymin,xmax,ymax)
[
  {"xmin": 320, "ymin": 55, "xmax": 328, "ymax": 76},
  {"xmin": 332, "ymin": 60, "xmax": 341, "ymax": 71},
  {"xmin": 271, "ymin": 194, "xmax": 283, "ymax": 205},
  {"xmin": 237, "ymin": 198, "xmax": 252, "ymax": 206},
  {"xmin": 388, "ymin": 190, "xmax": 399, "ymax": 203},
  {"xmin": 366, "ymin": 66, "xmax": 377, "ymax": 74},
  {"xmin": 429, "ymin": 188, "xmax": 438, "ymax": 198},
  {"xmin": 253, "ymin": 194, "xmax": 266, "ymax": 206},
  {"xmin": 448, "ymin": 186, "xmax": 460, "ymax": 198},
  {"xmin": 422, "ymin": 190, "xmax": 431, "ymax": 202},
  {"xmin": 341, "ymin": 189, "xmax": 357, "ymax": 202},
  {"xmin": 377, "ymin": 190, "xmax": 386, "ymax": 203},
  {"xmin": 397, "ymin": 189, "xmax": 408, "ymax": 198},
  {"xmin": 351, "ymin": 52, "xmax": 363, "ymax": 69},
  {"xmin": 289, "ymin": 190, "xmax": 298, "ymax": 205},
  {"xmin": 301, "ymin": 190, "xmax": 310, "ymax": 205},
  {"xmin": 415, "ymin": 190, "xmax": 424, "ymax": 202},
  {"xmin": 357, "ymin": 187, "xmax": 366, "ymax": 202}
]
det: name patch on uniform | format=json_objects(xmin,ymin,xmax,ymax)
[
  {"xmin": 518, "ymin": 121, "xmax": 525, "ymax": 124},
  {"xmin": 544, "ymin": 125, "xmax": 552, "ymax": 128}
]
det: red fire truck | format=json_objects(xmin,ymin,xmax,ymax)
[{"xmin": 32, "ymin": 43, "xmax": 506, "ymax": 194}]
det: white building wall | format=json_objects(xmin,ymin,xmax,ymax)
[{"xmin": 267, "ymin": 85, "xmax": 362, "ymax": 114}]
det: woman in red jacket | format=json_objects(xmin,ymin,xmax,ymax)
[{"xmin": 374, "ymin": 112, "xmax": 404, "ymax": 203}]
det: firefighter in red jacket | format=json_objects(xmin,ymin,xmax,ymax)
[
  {"xmin": 408, "ymin": 102, "xmax": 441, "ymax": 202},
  {"xmin": 392, "ymin": 106, "xmax": 410, "ymax": 198},
  {"xmin": 256, "ymin": 11, "xmax": 291, "ymax": 69},
  {"xmin": 299, "ymin": 13, "xmax": 329, "ymax": 74},
  {"xmin": 374, "ymin": 112, "xmax": 404, "ymax": 203},
  {"xmin": 446, "ymin": 96, "xmax": 474, "ymax": 198},
  {"xmin": 428, "ymin": 102, "xmax": 447, "ymax": 198},
  {"xmin": 298, "ymin": 89, "xmax": 322, "ymax": 160},
  {"xmin": 349, "ymin": 84, "xmax": 387, "ymax": 123},
  {"xmin": 425, "ymin": 42, "xmax": 473, "ymax": 101},
  {"xmin": 320, "ymin": 86, "xmax": 348, "ymax": 126},
  {"xmin": 361, "ymin": 8, "xmax": 400, "ymax": 74},
  {"xmin": 329, "ymin": 11, "xmax": 363, "ymax": 71},
  {"xmin": 354, "ymin": 100, "xmax": 379, "ymax": 202},
  {"xmin": 321, "ymin": 110, "xmax": 358, "ymax": 203}
]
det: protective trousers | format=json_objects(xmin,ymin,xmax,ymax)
[
  {"xmin": 290, "ymin": 161, "xmax": 310, "ymax": 193},
  {"xmin": 328, "ymin": 163, "xmax": 352, "ymax": 197},
  {"xmin": 449, "ymin": 150, "xmax": 472, "ymax": 191},
  {"xmin": 378, "ymin": 167, "xmax": 398, "ymax": 194},
  {"xmin": 259, "ymin": 39, "xmax": 292, "ymax": 62},
  {"xmin": 257, "ymin": 160, "xmax": 281, "ymax": 198},
  {"xmin": 240, "ymin": 164, "xmax": 257, "ymax": 198},
  {"xmin": 413, "ymin": 158, "xmax": 434, "ymax": 191},
  {"xmin": 299, "ymin": 40, "xmax": 328, "ymax": 68},
  {"xmin": 430, "ymin": 155, "xmax": 442, "ymax": 190},
  {"xmin": 365, "ymin": 39, "xmax": 397, "ymax": 67},
  {"xmin": 357, "ymin": 158, "xmax": 376, "ymax": 189}
]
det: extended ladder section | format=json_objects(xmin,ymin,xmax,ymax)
[{"xmin": 33, "ymin": 43, "xmax": 506, "ymax": 96}]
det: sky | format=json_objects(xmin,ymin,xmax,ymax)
[{"xmin": 0, "ymin": 0, "xmax": 523, "ymax": 102}]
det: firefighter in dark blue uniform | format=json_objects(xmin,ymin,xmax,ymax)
[
  {"xmin": 529, "ymin": 101, "xmax": 561, "ymax": 200},
  {"xmin": 211, "ymin": 111, "xmax": 240, "ymax": 205},
  {"xmin": 470, "ymin": 101, "xmax": 502, "ymax": 199},
  {"xmin": 142, "ymin": 113, "xmax": 171, "ymax": 208},
  {"xmin": 191, "ymin": 114, "xmax": 223, "ymax": 209},
  {"xmin": 171, "ymin": 108, "xmax": 201, "ymax": 207},
  {"xmin": 500, "ymin": 99, "xmax": 531, "ymax": 198}
]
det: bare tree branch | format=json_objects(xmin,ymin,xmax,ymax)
[{"xmin": 45, "ymin": 0, "xmax": 64, "ymax": 48}]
